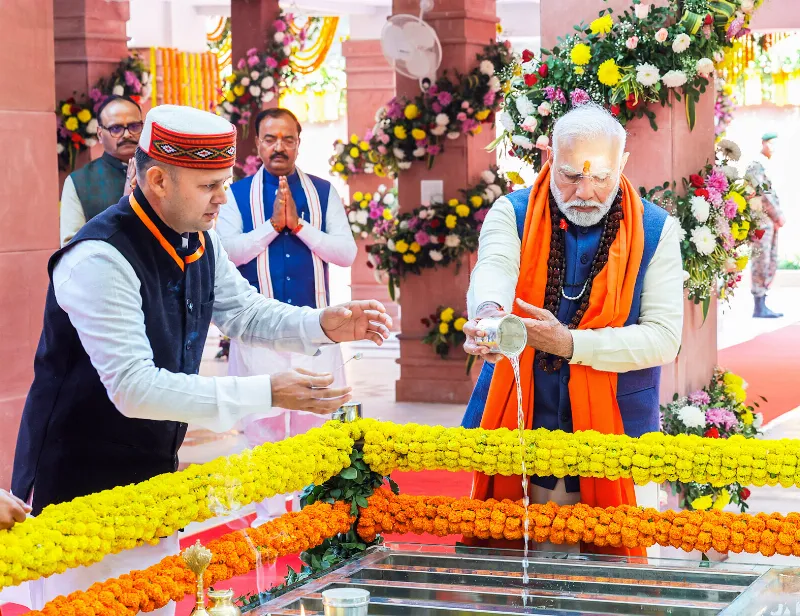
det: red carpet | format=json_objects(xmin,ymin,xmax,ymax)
[{"xmin": 718, "ymin": 323, "xmax": 800, "ymax": 424}]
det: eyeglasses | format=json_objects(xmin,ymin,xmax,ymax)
[
  {"xmin": 259, "ymin": 135, "xmax": 298, "ymax": 149},
  {"xmin": 100, "ymin": 122, "xmax": 144, "ymax": 137},
  {"xmin": 556, "ymin": 169, "xmax": 615, "ymax": 188}
]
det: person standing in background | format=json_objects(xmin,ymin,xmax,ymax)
[{"xmin": 746, "ymin": 132, "xmax": 785, "ymax": 319}]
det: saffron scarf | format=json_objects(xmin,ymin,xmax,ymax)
[{"xmin": 471, "ymin": 161, "xmax": 646, "ymax": 558}]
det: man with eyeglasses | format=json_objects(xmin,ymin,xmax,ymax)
[
  {"xmin": 59, "ymin": 94, "xmax": 144, "ymax": 246},
  {"xmin": 460, "ymin": 103, "xmax": 683, "ymax": 555},
  {"xmin": 218, "ymin": 107, "xmax": 356, "ymax": 526}
]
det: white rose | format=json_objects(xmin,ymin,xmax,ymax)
[
  {"xmin": 488, "ymin": 76, "xmax": 502, "ymax": 92},
  {"xmin": 250, "ymin": 71, "xmax": 260, "ymax": 80},
  {"xmin": 672, "ymin": 33, "xmax": 691, "ymax": 54},
  {"xmin": 655, "ymin": 28, "xmax": 669, "ymax": 43},
  {"xmin": 351, "ymin": 224, "xmax": 361, "ymax": 233},
  {"xmin": 691, "ymin": 226, "xmax": 717, "ymax": 256},
  {"xmin": 284, "ymin": 45, "xmax": 292, "ymax": 56},
  {"xmin": 56, "ymin": 142, "xmax": 65, "ymax": 154},
  {"xmin": 387, "ymin": 239, "xmax": 396, "ymax": 251},
  {"xmin": 399, "ymin": 220, "xmax": 409, "ymax": 231},
  {"xmin": 384, "ymin": 193, "xmax": 396, "ymax": 205},
  {"xmin": 356, "ymin": 210, "xmax": 369, "ymax": 225},
  {"xmin": 696, "ymin": 58, "xmax": 715, "ymax": 77},
  {"xmin": 634, "ymin": 3, "xmax": 650, "ymax": 19},
  {"xmin": 483, "ymin": 189, "xmax": 494, "ymax": 202},
  {"xmin": 481, "ymin": 170, "xmax": 496, "ymax": 184},
  {"xmin": 690, "ymin": 195, "xmax": 710, "ymax": 222},
  {"xmin": 536, "ymin": 135, "xmax": 550, "ymax": 149},
  {"xmin": 429, "ymin": 250, "xmax": 444, "ymax": 262},
  {"xmin": 537, "ymin": 102, "xmax": 552, "ymax": 116},
  {"xmin": 261, "ymin": 76, "xmax": 275, "ymax": 89},
  {"xmin": 497, "ymin": 110, "xmax": 515, "ymax": 132},
  {"xmin": 435, "ymin": 113, "xmax": 450, "ymax": 126},
  {"xmin": 241, "ymin": 77, "xmax": 251, "ymax": 87},
  {"xmin": 335, "ymin": 142, "xmax": 345, "ymax": 155},
  {"xmin": 446, "ymin": 132, "xmax": 460, "ymax": 140},
  {"xmin": 348, "ymin": 211, "xmax": 357, "ymax": 223},
  {"xmin": 262, "ymin": 91, "xmax": 275, "ymax": 103},
  {"xmin": 511, "ymin": 134, "xmax": 534, "ymax": 150},
  {"xmin": 514, "ymin": 95, "xmax": 535, "ymax": 117},
  {"xmin": 274, "ymin": 31, "xmax": 285, "ymax": 43},
  {"xmin": 413, "ymin": 147, "xmax": 426, "ymax": 158},
  {"xmin": 249, "ymin": 85, "xmax": 261, "ymax": 97},
  {"xmin": 741, "ymin": 0, "xmax": 755, "ymax": 13},
  {"xmin": 393, "ymin": 147, "xmax": 406, "ymax": 160},
  {"xmin": 398, "ymin": 161, "xmax": 413, "ymax": 169},
  {"xmin": 489, "ymin": 184, "xmax": 503, "ymax": 198},
  {"xmin": 112, "ymin": 85, "xmax": 124, "ymax": 96},
  {"xmin": 86, "ymin": 118, "xmax": 98, "ymax": 135},
  {"xmin": 662, "ymin": 70, "xmax": 688, "ymax": 88},
  {"xmin": 677, "ymin": 405, "xmax": 707, "ymax": 429},
  {"xmin": 445, "ymin": 234, "xmax": 461, "ymax": 248},
  {"xmin": 521, "ymin": 116, "xmax": 538, "ymax": 133},
  {"xmin": 636, "ymin": 63, "xmax": 660, "ymax": 87},
  {"xmin": 479, "ymin": 59, "xmax": 495, "ymax": 76},
  {"xmin": 84, "ymin": 137, "xmax": 97, "ymax": 147},
  {"xmin": 430, "ymin": 125, "xmax": 447, "ymax": 136}
]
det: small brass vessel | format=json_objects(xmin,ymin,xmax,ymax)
[{"xmin": 207, "ymin": 588, "xmax": 242, "ymax": 616}]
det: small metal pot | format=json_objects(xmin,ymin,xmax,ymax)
[
  {"xmin": 474, "ymin": 314, "xmax": 527, "ymax": 357},
  {"xmin": 321, "ymin": 588, "xmax": 370, "ymax": 616}
]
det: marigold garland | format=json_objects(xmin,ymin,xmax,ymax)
[
  {"xmin": 350, "ymin": 419, "xmax": 800, "ymax": 489},
  {"xmin": 0, "ymin": 422, "xmax": 356, "ymax": 591},
  {"xmin": 27, "ymin": 501, "xmax": 354, "ymax": 616},
  {"xmin": 357, "ymin": 488, "xmax": 800, "ymax": 557}
]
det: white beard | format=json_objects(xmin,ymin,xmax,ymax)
[{"xmin": 550, "ymin": 175, "xmax": 619, "ymax": 227}]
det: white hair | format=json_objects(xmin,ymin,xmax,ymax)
[{"xmin": 551, "ymin": 102, "xmax": 627, "ymax": 158}]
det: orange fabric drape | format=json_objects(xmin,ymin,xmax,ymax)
[{"xmin": 471, "ymin": 161, "xmax": 647, "ymax": 557}]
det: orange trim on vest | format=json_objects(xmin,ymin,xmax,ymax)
[{"xmin": 129, "ymin": 193, "xmax": 205, "ymax": 271}]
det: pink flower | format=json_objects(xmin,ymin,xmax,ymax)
[
  {"xmin": 427, "ymin": 144, "xmax": 442, "ymax": 156},
  {"xmin": 432, "ymin": 102, "xmax": 443, "ymax": 113},
  {"xmin": 461, "ymin": 101, "xmax": 469, "ymax": 109},
  {"xmin": 570, "ymin": 88, "xmax": 591, "ymax": 106},
  {"xmin": 483, "ymin": 91, "xmax": 496, "ymax": 106},
  {"xmin": 655, "ymin": 28, "xmax": 669, "ymax": 43},
  {"xmin": 723, "ymin": 199, "xmax": 737, "ymax": 219},
  {"xmin": 237, "ymin": 59, "xmax": 246, "ymax": 70},
  {"xmin": 273, "ymin": 19, "xmax": 287, "ymax": 32},
  {"xmin": 414, "ymin": 231, "xmax": 431, "ymax": 246},
  {"xmin": 473, "ymin": 208, "xmax": 489, "ymax": 222},
  {"xmin": 438, "ymin": 91, "xmax": 453, "ymax": 106},
  {"xmin": 688, "ymin": 390, "xmax": 711, "ymax": 405},
  {"xmin": 377, "ymin": 145, "xmax": 388, "ymax": 154},
  {"xmin": 706, "ymin": 407, "xmax": 739, "ymax": 431},
  {"xmin": 89, "ymin": 87, "xmax": 103, "ymax": 102},
  {"xmin": 247, "ymin": 47, "xmax": 259, "ymax": 56},
  {"xmin": 462, "ymin": 118, "xmax": 479, "ymax": 132},
  {"xmin": 380, "ymin": 133, "xmax": 390, "ymax": 144},
  {"xmin": 706, "ymin": 169, "xmax": 729, "ymax": 194},
  {"xmin": 265, "ymin": 56, "xmax": 279, "ymax": 69},
  {"xmin": 626, "ymin": 36, "xmax": 639, "ymax": 49},
  {"xmin": 248, "ymin": 55, "xmax": 260, "ymax": 67},
  {"xmin": 457, "ymin": 112, "xmax": 468, "ymax": 121}
]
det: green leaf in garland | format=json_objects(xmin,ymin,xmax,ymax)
[
  {"xmin": 339, "ymin": 466, "xmax": 358, "ymax": 480},
  {"xmin": 685, "ymin": 92, "xmax": 697, "ymax": 131},
  {"xmin": 388, "ymin": 276, "xmax": 396, "ymax": 302},
  {"xmin": 701, "ymin": 295, "xmax": 711, "ymax": 324}
]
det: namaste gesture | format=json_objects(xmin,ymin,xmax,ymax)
[{"xmin": 271, "ymin": 176, "xmax": 299, "ymax": 231}]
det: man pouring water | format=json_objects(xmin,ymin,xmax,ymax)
[{"xmin": 462, "ymin": 103, "xmax": 684, "ymax": 557}]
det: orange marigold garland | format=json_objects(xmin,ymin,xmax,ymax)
[
  {"xmin": 357, "ymin": 488, "xmax": 800, "ymax": 557},
  {"xmin": 28, "ymin": 501, "xmax": 353, "ymax": 616}
]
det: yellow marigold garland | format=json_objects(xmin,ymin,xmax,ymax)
[
  {"xmin": 0, "ymin": 422, "xmax": 357, "ymax": 591},
  {"xmin": 357, "ymin": 488, "xmax": 800, "ymax": 557},
  {"xmin": 26, "ymin": 501, "xmax": 354, "ymax": 616},
  {"xmin": 353, "ymin": 419, "xmax": 800, "ymax": 489}
]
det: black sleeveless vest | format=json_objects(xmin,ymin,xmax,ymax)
[
  {"xmin": 12, "ymin": 187, "xmax": 215, "ymax": 515},
  {"xmin": 70, "ymin": 152, "xmax": 128, "ymax": 222}
]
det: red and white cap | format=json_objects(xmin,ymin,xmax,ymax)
[{"xmin": 139, "ymin": 105, "xmax": 236, "ymax": 170}]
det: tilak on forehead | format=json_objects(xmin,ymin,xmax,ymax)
[{"xmin": 583, "ymin": 160, "xmax": 591, "ymax": 173}]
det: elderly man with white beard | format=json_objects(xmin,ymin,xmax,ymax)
[{"xmin": 460, "ymin": 103, "xmax": 684, "ymax": 557}]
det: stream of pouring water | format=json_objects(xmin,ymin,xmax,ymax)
[{"xmin": 508, "ymin": 354, "xmax": 530, "ymax": 603}]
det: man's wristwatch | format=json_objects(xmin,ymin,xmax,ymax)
[{"xmin": 475, "ymin": 301, "xmax": 502, "ymax": 316}]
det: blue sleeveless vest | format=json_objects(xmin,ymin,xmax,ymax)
[
  {"xmin": 461, "ymin": 188, "xmax": 667, "ymax": 491},
  {"xmin": 230, "ymin": 170, "xmax": 331, "ymax": 308},
  {"xmin": 12, "ymin": 188, "xmax": 215, "ymax": 514}
]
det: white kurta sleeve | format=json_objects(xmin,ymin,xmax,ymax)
[
  {"xmin": 569, "ymin": 215, "xmax": 684, "ymax": 372},
  {"xmin": 60, "ymin": 176, "xmax": 87, "ymax": 247},
  {"xmin": 52, "ymin": 235, "xmax": 331, "ymax": 432},
  {"xmin": 466, "ymin": 196, "xmax": 521, "ymax": 318},
  {"xmin": 294, "ymin": 186, "xmax": 358, "ymax": 267},
  {"xmin": 217, "ymin": 187, "xmax": 279, "ymax": 267}
]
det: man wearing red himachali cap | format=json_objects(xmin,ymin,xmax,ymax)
[{"xmin": 9, "ymin": 105, "xmax": 391, "ymax": 613}]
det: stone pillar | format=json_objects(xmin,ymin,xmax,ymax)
[
  {"xmin": 54, "ymin": 0, "xmax": 131, "ymax": 173},
  {"xmin": 540, "ymin": 0, "xmax": 717, "ymax": 402},
  {"xmin": 342, "ymin": 38, "xmax": 400, "ymax": 331},
  {"xmin": 230, "ymin": 0, "xmax": 281, "ymax": 161},
  {"xmin": 393, "ymin": 0, "xmax": 497, "ymax": 403},
  {"xmin": 0, "ymin": 1, "xmax": 59, "ymax": 488}
]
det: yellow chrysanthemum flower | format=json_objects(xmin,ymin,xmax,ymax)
[
  {"xmin": 382, "ymin": 208, "xmax": 393, "ymax": 220},
  {"xmin": 570, "ymin": 43, "xmax": 592, "ymax": 66},
  {"xmin": 394, "ymin": 126, "xmax": 408, "ymax": 140},
  {"xmin": 403, "ymin": 253, "xmax": 417, "ymax": 264},
  {"xmin": 445, "ymin": 215, "xmax": 458, "ymax": 229},
  {"xmin": 350, "ymin": 134, "xmax": 359, "ymax": 144},
  {"xmin": 448, "ymin": 198, "xmax": 459, "ymax": 207},
  {"xmin": 224, "ymin": 90, "xmax": 236, "ymax": 103},
  {"xmin": 742, "ymin": 411, "xmax": 754, "ymax": 425},
  {"xmin": 65, "ymin": 117, "xmax": 79, "ymax": 132},
  {"xmin": 410, "ymin": 242, "xmax": 421, "ymax": 253},
  {"xmin": 61, "ymin": 103, "xmax": 73, "ymax": 116},
  {"xmin": 456, "ymin": 204, "xmax": 471, "ymax": 218},
  {"xmin": 470, "ymin": 195, "xmax": 484, "ymax": 208},
  {"xmin": 727, "ymin": 191, "xmax": 747, "ymax": 213},
  {"xmin": 575, "ymin": 67, "xmax": 585, "ymax": 75},
  {"xmin": 350, "ymin": 147, "xmax": 360, "ymax": 158},
  {"xmin": 394, "ymin": 240, "xmax": 409, "ymax": 253},
  {"xmin": 353, "ymin": 191, "xmax": 364, "ymax": 202},
  {"xmin": 411, "ymin": 128, "xmax": 427, "ymax": 140},
  {"xmin": 375, "ymin": 164, "xmax": 387, "ymax": 177},
  {"xmin": 359, "ymin": 140, "xmax": 370, "ymax": 151},
  {"xmin": 736, "ymin": 220, "xmax": 750, "ymax": 240},
  {"xmin": 454, "ymin": 317, "xmax": 467, "ymax": 331},
  {"xmin": 590, "ymin": 14, "xmax": 614, "ymax": 35},
  {"xmin": 736, "ymin": 256, "xmax": 749, "ymax": 270},
  {"xmin": 475, "ymin": 109, "xmax": 491, "ymax": 121},
  {"xmin": 365, "ymin": 193, "xmax": 373, "ymax": 201},
  {"xmin": 77, "ymin": 109, "xmax": 92, "ymax": 124},
  {"xmin": 404, "ymin": 104, "xmax": 420, "ymax": 120},
  {"xmin": 597, "ymin": 58, "xmax": 621, "ymax": 86},
  {"xmin": 440, "ymin": 307, "xmax": 455, "ymax": 322},
  {"xmin": 334, "ymin": 162, "xmax": 345, "ymax": 172},
  {"xmin": 472, "ymin": 125, "xmax": 483, "ymax": 135},
  {"xmin": 233, "ymin": 85, "xmax": 246, "ymax": 97},
  {"xmin": 439, "ymin": 322, "xmax": 450, "ymax": 334}
]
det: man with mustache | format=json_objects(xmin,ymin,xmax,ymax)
[
  {"xmin": 218, "ymin": 108, "xmax": 356, "ymax": 526},
  {"xmin": 461, "ymin": 103, "xmax": 683, "ymax": 556},
  {"xmin": 60, "ymin": 94, "xmax": 143, "ymax": 246}
]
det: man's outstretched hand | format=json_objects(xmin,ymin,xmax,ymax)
[
  {"xmin": 320, "ymin": 300, "xmax": 392, "ymax": 346},
  {"xmin": 271, "ymin": 368, "xmax": 352, "ymax": 414}
]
